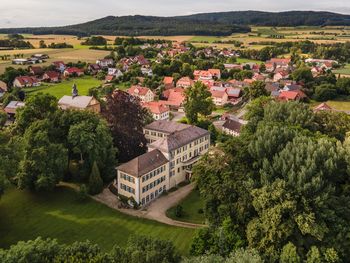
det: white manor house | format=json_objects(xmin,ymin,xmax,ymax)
[{"xmin": 115, "ymin": 120, "xmax": 210, "ymax": 206}]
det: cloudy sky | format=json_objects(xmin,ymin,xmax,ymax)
[{"xmin": 1, "ymin": 0, "xmax": 350, "ymax": 28}]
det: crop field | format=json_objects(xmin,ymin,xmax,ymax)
[
  {"xmin": 0, "ymin": 187, "xmax": 195, "ymax": 255},
  {"xmin": 0, "ymin": 48, "xmax": 110, "ymax": 74}
]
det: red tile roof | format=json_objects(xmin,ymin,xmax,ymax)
[
  {"xmin": 163, "ymin": 76, "xmax": 174, "ymax": 85},
  {"xmin": 142, "ymin": 101, "xmax": 169, "ymax": 114},
  {"xmin": 65, "ymin": 67, "xmax": 84, "ymax": 74},
  {"xmin": 15, "ymin": 76, "xmax": 39, "ymax": 86},
  {"xmin": 279, "ymin": 90, "xmax": 306, "ymax": 101},
  {"xmin": 128, "ymin": 85, "xmax": 152, "ymax": 96},
  {"xmin": 314, "ymin": 103, "xmax": 332, "ymax": 111},
  {"xmin": 44, "ymin": 71, "xmax": 60, "ymax": 79},
  {"xmin": 210, "ymin": 90, "xmax": 227, "ymax": 98}
]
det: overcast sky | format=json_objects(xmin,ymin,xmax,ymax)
[{"xmin": 1, "ymin": 0, "xmax": 350, "ymax": 28}]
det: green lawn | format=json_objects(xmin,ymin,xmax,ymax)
[
  {"xmin": 189, "ymin": 36, "xmax": 222, "ymax": 43},
  {"xmin": 236, "ymin": 57, "xmax": 263, "ymax": 64},
  {"xmin": 333, "ymin": 64, "xmax": 350, "ymax": 76},
  {"xmin": 0, "ymin": 187, "xmax": 195, "ymax": 255},
  {"xmin": 166, "ymin": 189, "xmax": 206, "ymax": 225},
  {"xmin": 326, "ymin": 100, "xmax": 350, "ymax": 111},
  {"xmin": 26, "ymin": 77, "xmax": 102, "ymax": 98}
]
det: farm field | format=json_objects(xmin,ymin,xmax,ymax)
[
  {"xmin": 166, "ymin": 189, "xmax": 206, "ymax": 225},
  {"xmin": 0, "ymin": 186, "xmax": 196, "ymax": 255},
  {"xmin": 26, "ymin": 76, "xmax": 102, "ymax": 98},
  {"xmin": 0, "ymin": 48, "xmax": 110, "ymax": 74}
]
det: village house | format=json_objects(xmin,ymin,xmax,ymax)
[
  {"xmin": 313, "ymin": 102, "xmax": 333, "ymax": 112},
  {"xmin": 163, "ymin": 76, "xmax": 174, "ymax": 89},
  {"xmin": 4, "ymin": 101, "xmax": 25, "ymax": 118},
  {"xmin": 278, "ymin": 90, "xmax": 307, "ymax": 101},
  {"xmin": 273, "ymin": 71, "xmax": 290, "ymax": 82},
  {"xmin": 265, "ymin": 82, "xmax": 280, "ymax": 94},
  {"xmin": 64, "ymin": 67, "xmax": 85, "ymax": 77},
  {"xmin": 127, "ymin": 85, "xmax": 155, "ymax": 103},
  {"xmin": 96, "ymin": 58, "xmax": 114, "ymax": 68},
  {"xmin": 210, "ymin": 89, "xmax": 228, "ymax": 106},
  {"xmin": 52, "ymin": 61, "xmax": 66, "ymax": 73},
  {"xmin": 267, "ymin": 58, "xmax": 291, "ymax": 70},
  {"xmin": 88, "ymin": 64, "xmax": 102, "ymax": 75},
  {"xmin": 0, "ymin": 81, "xmax": 8, "ymax": 98},
  {"xmin": 12, "ymin": 58, "xmax": 29, "ymax": 65},
  {"xmin": 222, "ymin": 119, "xmax": 243, "ymax": 136},
  {"xmin": 29, "ymin": 66, "xmax": 44, "ymax": 76},
  {"xmin": 224, "ymin": 64, "xmax": 243, "ymax": 71},
  {"xmin": 31, "ymin": 54, "xmax": 49, "ymax": 60},
  {"xmin": 13, "ymin": 76, "xmax": 40, "ymax": 88},
  {"xmin": 115, "ymin": 120, "xmax": 210, "ymax": 207},
  {"xmin": 42, "ymin": 71, "xmax": 60, "ymax": 83},
  {"xmin": 283, "ymin": 84, "xmax": 302, "ymax": 91},
  {"xmin": 58, "ymin": 95, "xmax": 101, "ymax": 113},
  {"xmin": 176, "ymin": 77, "xmax": 194, "ymax": 88},
  {"xmin": 142, "ymin": 101, "xmax": 170, "ymax": 120},
  {"xmin": 305, "ymin": 58, "xmax": 338, "ymax": 68},
  {"xmin": 160, "ymin": 87, "xmax": 185, "ymax": 111},
  {"xmin": 108, "ymin": 68, "xmax": 123, "ymax": 78},
  {"xmin": 311, "ymin": 66, "xmax": 324, "ymax": 77},
  {"xmin": 194, "ymin": 69, "xmax": 221, "ymax": 81},
  {"xmin": 141, "ymin": 66, "xmax": 153, "ymax": 77}
]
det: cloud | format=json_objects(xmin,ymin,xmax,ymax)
[{"xmin": 0, "ymin": 0, "xmax": 349, "ymax": 28}]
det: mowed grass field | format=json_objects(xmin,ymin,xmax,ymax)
[
  {"xmin": 326, "ymin": 100, "xmax": 350, "ymax": 111},
  {"xmin": 166, "ymin": 189, "xmax": 206, "ymax": 225},
  {"xmin": 0, "ymin": 186, "xmax": 196, "ymax": 255},
  {"xmin": 26, "ymin": 76, "xmax": 102, "ymax": 98},
  {"xmin": 333, "ymin": 64, "xmax": 350, "ymax": 76}
]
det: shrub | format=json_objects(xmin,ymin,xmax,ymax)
[
  {"xmin": 77, "ymin": 184, "xmax": 89, "ymax": 202},
  {"xmin": 88, "ymin": 162, "xmax": 103, "ymax": 195},
  {"xmin": 175, "ymin": 205, "xmax": 183, "ymax": 218}
]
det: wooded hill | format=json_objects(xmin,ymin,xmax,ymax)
[
  {"xmin": 182, "ymin": 11, "xmax": 350, "ymax": 27},
  {"xmin": 0, "ymin": 16, "xmax": 250, "ymax": 37},
  {"xmin": 1, "ymin": 11, "xmax": 350, "ymax": 37}
]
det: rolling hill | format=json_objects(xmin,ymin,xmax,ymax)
[{"xmin": 0, "ymin": 11, "xmax": 350, "ymax": 37}]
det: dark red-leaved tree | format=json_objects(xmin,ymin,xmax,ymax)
[{"xmin": 102, "ymin": 90, "xmax": 150, "ymax": 162}]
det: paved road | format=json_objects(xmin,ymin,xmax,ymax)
[{"xmin": 92, "ymin": 183, "xmax": 206, "ymax": 229}]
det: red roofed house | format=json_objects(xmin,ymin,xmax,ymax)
[
  {"xmin": 52, "ymin": 61, "xmax": 66, "ymax": 72},
  {"xmin": 163, "ymin": 77, "xmax": 174, "ymax": 89},
  {"xmin": 127, "ymin": 85, "xmax": 155, "ymax": 103},
  {"xmin": 42, "ymin": 71, "xmax": 60, "ymax": 83},
  {"xmin": 0, "ymin": 81, "xmax": 8, "ymax": 98},
  {"xmin": 64, "ymin": 67, "xmax": 85, "ymax": 77},
  {"xmin": 13, "ymin": 76, "xmax": 40, "ymax": 88},
  {"xmin": 176, "ymin": 77, "xmax": 194, "ymax": 88},
  {"xmin": 274, "ymin": 71, "xmax": 290, "ymax": 82},
  {"xmin": 208, "ymin": 69, "xmax": 221, "ymax": 79},
  {"xmin": 278, "ymin": 90, "xmax": 306, "ymax": 101},
  {"xmin": 88, "ymin": 64, "xmax": 102, "ymax": 75},
  {"xmin": 194, "ymin": 70, "xmax": 212, "ymax": 81},
  {"xmin": 105, "ymin": 75, "xmax": 115, "ymax": 83},
  {"xmin": 29, "ymin": 66, "xmax": 44, "ymax": 76},
  {"xmin": 210, "ymin": 90, "xmax": 228, "ymax": 106},
  {"xmin": 314, "ymin": 103, "xmax": 333, "ymax": 112},
  {"xmin": 142, "ymin": 101, "xmax": 170, "ymax": 120},
  {"xmin": 160, "ymin": 87, "xmax": 185, "ymax": 110}
]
